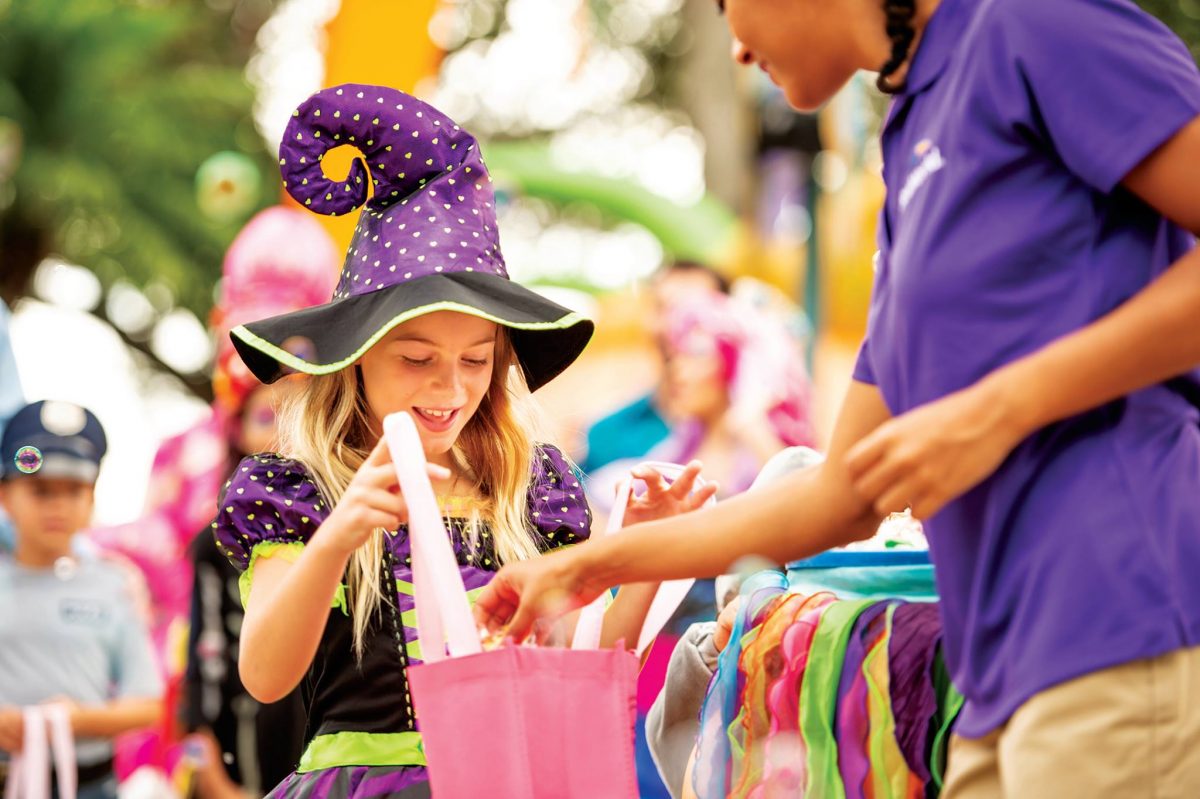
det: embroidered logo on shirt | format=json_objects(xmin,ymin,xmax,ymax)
[
  {"xmin": 59, "ymin": 598, "xmax": 111, "ymax": 627},
  {"xmin": 899, "ymin": 139, "xmax": 945, "ymax": 211}
]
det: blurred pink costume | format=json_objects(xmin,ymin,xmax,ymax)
[
  {"xmin": 661, "ymin": 289, "xmax": 815, "ymax": 457},
  {"xmin": 592, "ymin": 289, "xmax": 815, "ymax": 511},
  {"xmin": 88, "ymin": 206, "xmax": 337, "ymax": 655}
]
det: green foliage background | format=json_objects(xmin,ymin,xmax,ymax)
[
  {"xmin": 0, "ymin": 0, "xmax": 274, "ymax": 317},
  {"xmin": 0, "ymin": 0, "xmax": 1196, "ymax": 325}
]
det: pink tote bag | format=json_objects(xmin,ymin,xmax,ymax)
[{"xmin": 383, "ymin": 413, "xmax": 708, "ymax": 798}]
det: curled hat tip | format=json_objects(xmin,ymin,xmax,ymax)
[{"xmin": 277, "ymin": 84, "xmax": 478, "ymax": 218}]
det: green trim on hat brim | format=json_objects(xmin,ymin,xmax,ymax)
[{"xmin": 231, "ymin": 301, "xmax": 588, "ymax": 378}]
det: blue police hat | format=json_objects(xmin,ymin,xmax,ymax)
[{"xmin": 0, "ymin": 401, "xmax": 107, "ymax": 482}]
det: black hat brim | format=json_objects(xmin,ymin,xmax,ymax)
[{"xmin": 230, "ymin": 271, "xmax": 593, "ymax": 392}]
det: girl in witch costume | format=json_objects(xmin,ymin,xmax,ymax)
[{"xmin": 210, "ymin": 84, "xmax": 717, "ymax": 799}]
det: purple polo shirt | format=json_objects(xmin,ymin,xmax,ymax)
[{"xmin": 854, "ymin": 0, "xmax": 1200, "ymax": 736}]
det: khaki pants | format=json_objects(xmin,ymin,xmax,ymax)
[{"xmin": 943, "ymin": 646, "xmax": 1200, "ymax": 799}]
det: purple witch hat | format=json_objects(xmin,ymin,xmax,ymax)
[{"xmin": 230, "ymin": 84, "xmax": 593, "ymax": 392}]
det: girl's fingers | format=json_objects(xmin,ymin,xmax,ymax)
[
  {"xmin": 632, "ymin": 467, "xmax": 670, "ymax": 498},
  {"xmin": 531, "ymin": 618, "xmax": 557, "ymax": 646},
  {"xmin": 687, "ymin": 482, "xmax": 719, "ymax": 509},
  {"xmin": 356, "ymin": 461, "xmax": 395, "ymax": 487},
  {"xmin": 336, "ymin": 484, "xmax": 409, "ymax": 539},
  {"xmin": 505, "ymin": 600, "xmax": 539, "ymax": 644},
  {"xmin": 361, "ymin": 509, "xmax": 403, "ymax": 531},
  {"xmin": 668, "ymin": 461, "xmax": 704, "ymax": 499},
  {"xmin": 365, "ymin": 436, "xmax": 394, "ymax": 467},
  {"xmin": 909, "ymin": 490, "xmax": 943, "ymax": 521},
  {"xmin": 474, "ymin": 572, "xmax": 521, "ymax": 632},
  {"xmin": 361, "ymin": 487, "xmax": 408, "ymax": 517},
  {"xmin": 473, "ymin": 595, "xmax": 515, "ymax": 633},
  {"xmin": 363, "ymin": 457, "xmax": 450, "ymax": 492}
]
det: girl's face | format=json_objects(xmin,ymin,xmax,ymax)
[
  {"xmin": 723, "ymin": 0, "xmax": 887, "ymax": 111},
  {"xmin": 358, "ymin": 311, "xmax": 498, "ymax": 462}
]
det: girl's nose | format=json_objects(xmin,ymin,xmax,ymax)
[{"xmin": 434, "ymin": 364, "xmax": 466, "ymax": 398}]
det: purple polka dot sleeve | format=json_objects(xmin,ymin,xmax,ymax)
[
  {"xmin": 211, "ymin": 455, "xmax": 329, "ymax": 571},
  {"xmin": 528, "ymin": 444, "xmax": 592, "ymax": 550}
]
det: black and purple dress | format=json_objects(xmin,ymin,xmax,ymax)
[{"xmin": 211, "ymin": 445, "xmax": 591, "ymax": 798}]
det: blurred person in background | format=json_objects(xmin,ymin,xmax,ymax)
[
  {"xmin": 181, "ymin": 206, "xmax": 336, "ymax": 797},
  {"xmin": 656, "ymin": 287, "xmax": 814, "ymax": 489},
  {"xmin": 0, "ymin": 401, "xmax": 163, "ymax": 799},
  {"xmin": 0, "ymin": 300, "xmax": 25, "ymax": 554},
  {"xmin": 183, "ymin": 379, "xmax": 304, "ymax": 799},
  {"xmin": 590, "ymin": 286, "xmax": 815, "ymax": 510},
  {"xmin": 578, "ymin": 261, "xmax": 730, "ymax": 476}
]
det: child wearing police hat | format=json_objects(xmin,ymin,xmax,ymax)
[{"xmin": 0, "ymin": 400, "xmax": 163, "ymax": 799}]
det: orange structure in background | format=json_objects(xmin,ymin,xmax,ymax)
[{"xmin": 286, "ymin": 0, "xmax": 445, "ymax": 252}]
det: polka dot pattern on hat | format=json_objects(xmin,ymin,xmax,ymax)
[{"xmin": 278, "ymin": 84, "xmax": 507, "ymax": 300}]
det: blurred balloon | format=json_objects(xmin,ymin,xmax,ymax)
[{"xmin": 196, "ymin": 151, "xmax": 261, "ymax": 223}]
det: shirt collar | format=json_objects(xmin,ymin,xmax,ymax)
[{"xmin": 900, "ymin": 0, "xmax": 975, "ymax": 96}]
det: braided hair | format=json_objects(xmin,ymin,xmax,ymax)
[{"xmin": 876, "ymin": 0, "xmax": 917, "ymax": 94}]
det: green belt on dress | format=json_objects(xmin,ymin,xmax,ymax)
[{"xmin": 297, "ymin": 731, "xmax": 427, "ymax": 773}]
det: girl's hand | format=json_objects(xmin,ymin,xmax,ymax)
[
  {"xmin": 845, "ymin": 379, "xmax": 1028, "ymax": 521},
  {"xmin": 318, "ymin": 437, "xmax": 450, "ymax": 557},
  {"xmin": 621, "ymin": 461, "xmax": 719, "ymax": 527}
]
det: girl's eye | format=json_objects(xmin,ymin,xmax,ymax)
[
  {"xmin": 250, "ymin": 408, "xmax": 276, "ymax": 426},
  {"xmin": 402, "ymin": 357, "xmax": 432, "ymax": 367},
  {"xmin": 463, "ymin": 358, "xmax": 489, "ymax": 367}
]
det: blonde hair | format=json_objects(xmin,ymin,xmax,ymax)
[{"xmin": 277, "ymin": 329, "xmax": 547, "ymax": 659}]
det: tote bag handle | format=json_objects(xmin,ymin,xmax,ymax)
[
  {"xmin": 572, "ymin": 462, "xmax": 716, "ymax": 654},
  {"xmin": 382, "ymin": 412, "xmax": 481, "ymax": 664},
  {"xmin": 3, "ymin": 704, "xmax": 76, "ymax": 799}
]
